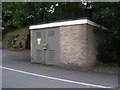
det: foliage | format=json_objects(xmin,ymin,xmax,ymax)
[
  {"xmin": 2, "ymin": 2, "xmax": 55, "ymax": 28},
  {"xmin": 2, "ymin": 2, "xmax": 89, "ymax": 29}
]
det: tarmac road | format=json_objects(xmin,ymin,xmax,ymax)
[{"xmin": 1, "ymin": 50, "xmax": 118, "ymax": 88}]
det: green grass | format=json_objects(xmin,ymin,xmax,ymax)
[
  {"xmin": 7, "ymin": 27, "xmax": 29, "ymax": 40},
  {"xmin": 9, "ymin": 27, "xmax": 29, "ymax": 35},
  {"xmin": 7, "ymin": 27, "xmax": 29, "ymax": 36}
]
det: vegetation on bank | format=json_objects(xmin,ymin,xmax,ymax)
[{"xmin": 3, "ymin": 27, "xmax": 30, "ymax": 50}]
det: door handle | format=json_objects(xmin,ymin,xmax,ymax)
[{"xmin": 43, "ymin": 43, "xmax": 47, "ymax": 50}]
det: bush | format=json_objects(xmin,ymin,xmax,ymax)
[{"xmin": 94, "ymin": 28, "xmax": 119, "ymax": 65}]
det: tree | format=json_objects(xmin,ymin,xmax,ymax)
[
  {"xmin": 2, "ymin": 2, "xmax": 56, "ymax": 28},
  {"xmin": 92, "ymin": 2, "xmax": 120, "ymax": 64},
  {"xmin": 2, "ymin": 2, "xmax": 88, "ymax": 28}
]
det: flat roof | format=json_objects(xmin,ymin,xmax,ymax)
[{"xmin": 29, "ymin": 19, "xmax": 107, "ymax": 30}]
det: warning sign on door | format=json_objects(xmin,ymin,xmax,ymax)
[{"xmin": 37, "ymin": 38, "xmax": 41, "ymax": 45}]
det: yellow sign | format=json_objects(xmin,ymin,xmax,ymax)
[
  {"xmin": 37, "ymin": 38, "xmax": 41, "ymax": 45},
  {"xmin": 38, "ymin": 41, "xmax": 41, "ymax": 45}
]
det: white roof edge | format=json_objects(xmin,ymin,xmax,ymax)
[
  {"xmin": 29, "ymin": 19, "xmax": 107, "ymax": 30},
  {"xmin": 87, "ymin": 19, "xmax": 107, "ymax": 30}
]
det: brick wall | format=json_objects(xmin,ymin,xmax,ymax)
[
  {"xmin": 59, "ymin": 24, "xmax": 97, "ymax": 68},
  {"xmin": 86, "ymin": 25, "xmax": 97, "ymax": 67}
]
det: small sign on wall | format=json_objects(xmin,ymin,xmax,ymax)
[{"xmin": 37, "ymin": 38, "xmax": 41, "ymax": 45}]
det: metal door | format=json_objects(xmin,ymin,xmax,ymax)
[
  {"xmin": 45, "ymin": 28, "xmax": 60, "ymax": 64},
  {"xmin": 31, "ymin": 30, "xmax": 45, "ymax": 64},
  {"xmin": 31, "ymin": 28, "xmax": 60, "ymax": 65}
]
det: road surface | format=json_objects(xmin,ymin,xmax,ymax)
[{"xmin": 1, "ymin": 50, "xmax": 118, "ymax": 88}]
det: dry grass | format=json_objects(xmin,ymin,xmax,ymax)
[
  {"xmin": 91, "ymin": 62, "xmax": 119, "ymax": 74},
  {"xmin": 59, "ymin": 62, "xmax": 119, "ymax": 74}
]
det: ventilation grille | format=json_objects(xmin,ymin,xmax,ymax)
[
  {"xmin": 48, "ymin": 31, "xmax": 55, "ymax": 37},
  {"xmin": 36, "ymin": 50, "xmax": 42, "ymax": 60},
  {"xmin": 36, "ymin": 32, "xmax": 41, "ymax": 38},
  {"xmin": 49, "ymin": 50, "xmax": 55, "ymax": 61}
]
